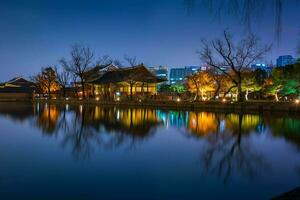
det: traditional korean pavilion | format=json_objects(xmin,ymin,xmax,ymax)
[{"xmin": 89, "ymin": 64, "xmax": 166, "ymax": 100}]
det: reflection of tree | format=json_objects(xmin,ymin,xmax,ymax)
[
  {"xmin": 56, "ymin": 106, "xmax": 161, "ymax": 159},
  {"xmin": 266, "ymin": 116, "xmax": 300, "ymax": 149},
  {"xmin": 201, "ymin": 113, "xmax": 268, "ymax": 184},
  {"xmin": 187, "ymin": 112, "xmax": 217, "ymax": 136},
  {"xmin": 0, "ymin": 102, "xmax": 35, "ymax": 122},
  {"xmin": 35, "ymin": 104, "xmax": 60, "ymax": 134},
  {"xmin": 60, "ymin": 106, "xmax": 101, "ymax": 159}
]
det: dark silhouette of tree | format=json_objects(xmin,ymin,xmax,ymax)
[
  {"xmin": 198, "ymin": 30, "xmax": 270, "ymax": 102},
  {"xmin": 59, "ymin": 44, "xmax": 94, "ymax": 99},
  {"xmin": 124, "ymin": 54, "xmax": 140, "ymax": 67},
  {"xmin": 55, "ymin": 66, "xmax": 70, "ymax": 98},
  {"xmin": 184, "ymin": 0, "xmax": 297, "ymax": 43}
]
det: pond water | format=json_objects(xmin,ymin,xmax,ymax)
[{"xmin": 0, "ymin": 102, "xmax": 299, "ymax": 199}]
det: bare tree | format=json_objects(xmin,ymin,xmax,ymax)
[
  {"xmin": 55, "ymin": 66, "xmax": 70, "ymax": 98},
  {"xmin": 124, "ymin": 54, "xmax": 140, "ymax": 67},
  {"xmin": 198, "ymin": 30, "xmax": 270, "ymax": 102},
  {"xmin": 59, "ymin": 44, "xmax": 94, "ymax": 99},
  {"xmin": 96, "ymin": 55, "xmax": 113, "ymax": 66}
]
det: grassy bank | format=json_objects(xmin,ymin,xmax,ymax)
[
  {"xmin": 0, "ymin": 98, "xmax": 299, "ymax": 112},
  {"xmin": 22, "ymin": 99, "xmax": 300, "ymax": 113}
]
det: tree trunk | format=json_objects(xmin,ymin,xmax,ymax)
[
  {"xmin": 130, "ymin": 83, "xmax": 133, "ymax": 101},
  {"xmin": 141, "ymin": 82, "xmax": 144, "ymax": 98},
  {"xmin": 63, "ymin": 87, "xmax": 66, "ymax": 98},
  {"xmin": 80, "ymin": 77, "xmax": 85, "ymax": 99},
  {"xmin": 195, "ymin": 86, "xmax": 199, "ymax": 101},
  {"xmin": 237, "ymin": 81, "xmax": 243, "ymax": 102},
  {"xmin": 245, "ymin": 89, "xmax": 249, "ymax": 101},
  {"xmin": 275, "ymin": 93, "xmax": 279, "ymax": 102},
  {"xmin": 48, "ymin": 85, "xmax": 51, "ymax": 99},
  {"xmin": 213, "ymin": 83, "xmax": 221, "ymax": 100}
]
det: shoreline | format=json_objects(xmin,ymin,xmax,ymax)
[{"xmin": 0, "ymin": 99, "xmax": 299, "ymax": 113}]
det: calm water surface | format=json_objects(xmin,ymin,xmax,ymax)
[{"xmin": 0, "ymin": 102, "xmax": 300, "ymax": 199}]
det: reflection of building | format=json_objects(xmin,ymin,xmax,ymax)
[
  {"xmin": 276, "ymin": 55, "xmax": 296, "ymax": 67},
  {"xmin": 89, "ymin": 64, "xmax": 166, "ymax": 100},
  {"xmin": 0, "ymin": 77, "xmax": 35, "ymax": 99},
  {"xmin": 169, "ymin": 66, "xmax": 199, "ymax": 85},
  {"xmin": 91, "ymin": 107, "xmax": 162, "ymax": 137}
]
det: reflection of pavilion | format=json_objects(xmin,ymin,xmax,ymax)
[
  {"xmin": 89, "ymin": 107, "xmax": 163, "ymax": 137},
  {"xmin": 0, "ymin": 102, "xmax": 35, "ymax": 121}
]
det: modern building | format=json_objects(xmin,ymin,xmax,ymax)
[
  {"xmin": 276, "ymin": 55, "xmax": 296, "ymax": 67},
  {"xmin": 169, "ymin": 66, "xmax": 199, "ymax": 85},
  {"xmin": 148, "ymin": 66, "xmax": 168, "ymax": 80},
  {"xmin": 251, "ymin": 63, "xmax": 273, "ymax": 74}
]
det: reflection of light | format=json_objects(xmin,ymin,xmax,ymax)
[
  {"xmin": 66, "ymin": 104, "xmax": 69, "ymax": 111},
  {"xmin": 79, "ymin": 105, "xmax": 83, "ymax": 113},
  {"xmin": 37, "ymin": 102, "xmax": 40, "ymax": 112},
  {"xmin": 192, "ymin": 118, "xmax": 196, "ymax": 126},
  {"xmin": 296, "ymin": 99, "xmax": 300, "ymax": 104},
  {"xmin": 220, "ymin": 120, "xmax": 225, "ymax": 132},
  {"xmin": 117, "ymin": 110, "xmax": 120, "ymax": 120}
]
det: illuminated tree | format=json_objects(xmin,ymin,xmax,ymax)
[
  {"xmin": 198, "ymin": 30, "xmax": 270, "ymax": 102},
  {"xmin": 241, "ymin": 70, "xmax": 261, "ymax": 100},
  {"xmin": 170, "ymin": 84, "xmax": 186, "ymax": 95},
  {"xmin": 35, "ymin": 67, "xmax": 59, "ymax": 98},
  {"xmin": 187, "ymin": 71, "xmax": 214, "ymax": 100},
  {"xmin": 208, "ymin": 68, "xmax": 231, "ymax": 100},
  {"xmin": 264, "ymin": 68, "xmax": 283, "ymax": 101},
  {"xmin": 265, "ymin": 63, "xmax": 300, "ymax": 101}
]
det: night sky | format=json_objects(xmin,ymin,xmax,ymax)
[{"xmin": 0, "ymin": 0, "xmax": 299, "ymax": 80}]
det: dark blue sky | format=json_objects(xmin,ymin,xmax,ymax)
[{"xmin": 0, "ymin": 0, "xmax": 299, "ymax": 80}]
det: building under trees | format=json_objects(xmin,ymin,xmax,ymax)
[{"xmin": 88, "ymin": 64, "xmax": 166, "ymax": 101}]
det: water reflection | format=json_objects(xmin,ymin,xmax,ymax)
[{"xmin": 1, "ymin": 102, "xmax": 300, "ymax": 184}]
